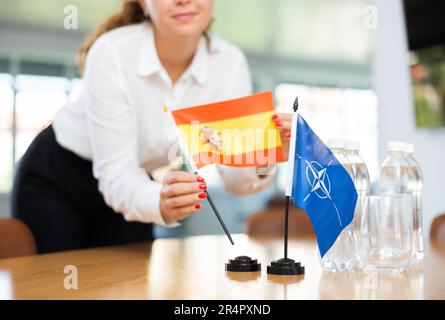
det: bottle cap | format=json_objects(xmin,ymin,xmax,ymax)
[
  {"xmin": 344, "ymin": 140, "xmax": 360, "ymax": 151},
  {"xmin": 387, "ymin": 141, "xmax": 405, "ymax": 152},
  {"xmin": 327, "ymin": 139, "xmax": 344, "ymax": 149},
  {"xmin": 404, "ymin": 143, "xmax": 415, "ymax": 154}
]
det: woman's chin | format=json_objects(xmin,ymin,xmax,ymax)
[{"xmin": 170, "ymin": 24, "xmax": 207, "ymax": 38}]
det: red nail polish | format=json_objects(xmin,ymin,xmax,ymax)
[
  {"xmin": 271, "ymin": 114, "xmax": 278, "ymax": 120},
  {"xmin": 285, "ymin": 132, "xmax": 291, "ymax": 138},
  {"xmin": 276, "ymin": 120, "xmax": 283, "ymax": 127},
  {"xmin": 197, "ymin": 176, "xmax": 204, "ymax": 182},
  {"xmin": 199, "ymin": 192, "xmax": 207, "ymax": 199},
  {"xmin": 199, "ymin": 183, "xmax": 207, "ymax": 190},
  {"xmin": 195, "ymin": 203, "xmax": 201, "ymax": 209}
]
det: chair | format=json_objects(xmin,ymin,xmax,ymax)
[
  {"xmin": 245, "ymin": 197, "xmax": 315, "ymax": 238},
  {"xmin": 430, "ymin": 214, "xmax": 445, "ymax": 243},
  {"xmin": 0, "ymin": 218, "xmax": 36, "ymax": 259}
]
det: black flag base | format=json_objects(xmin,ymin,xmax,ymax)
[
  {"xmin": 267, "ymin": 257, "xmax": 305, "ymax": 275},
  {"xmin": 225, "ymin": 256, "xmax": 261, "ymax": 272}
]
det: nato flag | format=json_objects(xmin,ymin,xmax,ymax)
[{"xmin": 291, "ymin": 114, "xmax": 357, "ymax": 257}]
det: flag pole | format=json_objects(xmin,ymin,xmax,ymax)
[
  {"xmin": 283, "ymin": 97, "xmax": 298, "ymax": 260},
  {"xmin": 284, "ymin": 195, "xmax": 290, "ymax": 259},
  {"xmin": 165, "ymin": 107, "xmax": 234, "ymax": 245},
  {"xmin": 267, "ymin": 96, "xmax": 305, "ymax": 275}
]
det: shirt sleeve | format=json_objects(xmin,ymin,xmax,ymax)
[
  {"xmin": 83, "ymin": 36, "xmax": 178, "ymax": 227},
  {"xmin": 216, "ymin": 49, "xmax": 276, "ymax": 195}
]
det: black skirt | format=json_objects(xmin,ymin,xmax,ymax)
[{"xmin": 11, "ymin": 125, "xmax": 153, "ymax": 254}]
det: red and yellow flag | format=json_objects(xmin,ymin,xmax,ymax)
[{"xmin": 170, "ymin": 91, "xmax": 284, "ymax": 169}]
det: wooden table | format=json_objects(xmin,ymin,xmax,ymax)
[{"xmin": 0, "ymin": 234, "xmax": 444, "ymax": 299}]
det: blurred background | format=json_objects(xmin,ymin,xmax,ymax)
[{"xmin": 0, "ymin": 0, "xmax": 443, "ymax": 239}]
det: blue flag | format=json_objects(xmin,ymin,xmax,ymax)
[{"xmin": 290, "ymin": 114, "xmax": 357, "ymax": 257}]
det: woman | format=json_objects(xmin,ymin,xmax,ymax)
[{"xmin": 11, "ymin": 0, "xmax": 292, "ymax": 253}]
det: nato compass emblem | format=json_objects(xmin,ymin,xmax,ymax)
[{"xmin": 299, "ymin": 157, "xmax": 342, "ymax": 226}]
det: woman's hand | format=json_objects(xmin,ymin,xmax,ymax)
[
  {"xmin": 272, "ymin": 113, "xmax": 293, "ymax": 161},
  {"xmin": 159, "ymin": 171, "xmax": 208, "ymax": 223}
]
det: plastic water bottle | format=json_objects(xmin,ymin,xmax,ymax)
[
  {"xmin": 403, "ymin": 143, "xmax": 424, "ymax": 261},
  {"xmin": 378, "ymin": 141, "xmax": 414, "ymax": 267},
  {"xmin": 320, "ymin": 139, "xmax": 356, "ymax": 272},
  {"xmin": 344, "ymin": 140, "xmax": 370, "ymax": 267},
  {"xmin": 379, "ymin": 142, "xmax": 412, "ymax": 195}
]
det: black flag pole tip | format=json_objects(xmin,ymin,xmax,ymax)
[{"xmin": 293, "ymin": 96, "xmax": 299, "ymax": 112}]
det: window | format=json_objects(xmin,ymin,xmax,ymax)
[
  {"xmin": 274, "ymin": 83, "xmax": 379, "ymax": 190},
  {"xmin": 212, "ymin": 0, "xmax": 275, "ymax": 53},
  {"xmin": 273, "ymin": 0, "xmax": 372, "ymax": 63},
  {"xmin": 0, "ymin": 65, "xmax": 80, "ymax": 193},
  {"xmin": 213, "ymin": 0, "xmax": 373, "ymax": 64},
  {"xmin": 15, "ymin": 75, "xmax": 68, "ymax": 160},
  {"xmin": 0, "ymin": 74, "xmax": 13, "ymax": 192}
]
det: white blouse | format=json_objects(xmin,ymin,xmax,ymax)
[{"xmin": 53, "ymin": 23, "xmax": 275, "ymax": 227}]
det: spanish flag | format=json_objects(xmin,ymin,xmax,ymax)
[{"xmin": 170, "ymin": 91, "xmax": 284, "ymax": 169}]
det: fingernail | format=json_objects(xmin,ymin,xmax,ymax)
[
  {"xmin": 199, "ymin": 183, "xmax": 207, "ymax": 190},
  {"xmin": 197, "ymin": 176, "xmax": 204, "ymax": 182},
  {"xmin": 276, "ymin": 120, "xmax": 283, "ymax": 127},
  {"xmin": 285, "ymin": 132, "xmax": 291, "ymax": 138},
  {"xmin": 271, "ymin": 114, "xmax": 278, "ymax": 120},
  {"xmin": 195, "ymin": 203, "xmax": 201, "ymax": 209},
  {"xmin": 199, "ymin": 192, "xmax": 207, "ymax": 199}
]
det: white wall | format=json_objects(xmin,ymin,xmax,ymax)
[
  {"xmin": 0, "ymin": 21, "xmax": 83, "ymax": 62},
  {"xmin": 373, "ymin": 0, "xmax": 445, "ymax": 236}
]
